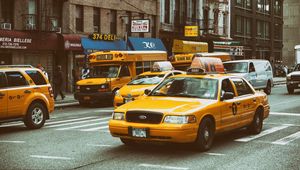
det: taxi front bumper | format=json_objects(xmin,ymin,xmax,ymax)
[
  {"xmin": 287, "ymin": 80, "xmax": 300, "ymax": 89},
  {"xmin": 109, "ymin": 120, "xmax": 198, "ymax": 143},
  {"xmin": 74, "ymin": 92, "xmax": 113, "ymax": 103}
]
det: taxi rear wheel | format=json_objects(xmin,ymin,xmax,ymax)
[
  {"xmin": 194, "ymin": 117, "xmax": 215, "ymax": 151},
  {"xmin": 287, "ymin": 86, "xmax": 294, "ymax": 94},
  {"xmin": 24, "ymin": 102, "xmax": 46, "ymax": 129},
  {"xmin": 264, "ymin": 81, "xmax": 271, "ymax": 95},
  {"xmin": 248, "ymin": 110, "xmax": 263, "ymax": 134}
]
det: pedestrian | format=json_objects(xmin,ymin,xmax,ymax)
[
  {"xmin": 53, "ymin": 65, "xmax": 65, "ymax": 100},
  {"xmin": 37, "ymin": 64, "xmax": 49, "ymax": 80}
]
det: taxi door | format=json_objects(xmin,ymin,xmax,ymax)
[
  {"xmin": 0, "ymin": 72, "xmax": 7, "ymax": 119},
  {"xmin": 6, "ymin": 71, "xmax": 32, "ymax": 118},
  {"xmin": 231, "ymin": 78, "xmax": 257, "ymax": 127},
  {"xmin": 219, "ymin": 79, "xmax": 240, "ymax": 130},
  {"xmin": 115, "ymin": 65, "xmax": 132, "ymax": 89}
]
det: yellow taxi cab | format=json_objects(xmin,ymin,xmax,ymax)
[
  {"xmin": 109, "ymin": 59, "xmax": 270, "ymax": 151},
  {"xmin": 0, "ymin": 65, "xmax": 54, "ymax": 129},
  {"xmin": 114, "ymin": 61, "xmax": 185, "ymax": 107}
]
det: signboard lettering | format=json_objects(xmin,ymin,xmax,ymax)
[
  {"xmin": 131, "ymin": 20, "xmax": 150, "ymax": 33},
  {"xmin": 0, "ymin": 36, "xmax": 32, "ymax": 49},
  {"xmin": 90, "ymin": 33, "xmax": 116, "ymax": 41},
  {"xmin": 142, "ymin": 41, "xmax": 156, "ymax": 49},
  {"xmin": 184, "ymin": 26, "xmax": 198, "ymax": 37}
]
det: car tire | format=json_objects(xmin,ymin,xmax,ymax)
[
  {"xmin": 120, "ymin": 138, "xmax": 135, "ymax": 146},
  {"xmin": 248, "ymin": 109, "xmax": 263, "ymax": 134},
  {"xmin": 194, "ymin": 117, "xmax": 215, "ymax": 151},
  {"xmin": 24, "ymin": 102, "xmax": 46, "ymax": 129},
  {"xmin": 264, "ymin": 81, "xmax": 271, "ymax": 95},
  {"xmin": 287, "ymin": 86, "xmax": 294, "ymax": 94}
]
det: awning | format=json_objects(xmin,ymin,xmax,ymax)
[
  {"xmin": 61, "ymin": 34, "xmax": 83, "ymax": 51},
  {"xmin": 128, "ymin": 37, "xmax": 166, "ymax": 51},
  {"xmin": 81, "ymin": 37, "xmax": 127, "ymax": 53},
  {"xmin": 0, "ymin": 30, "xmax": 58, "ymax": 50}
]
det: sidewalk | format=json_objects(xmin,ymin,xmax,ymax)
[{"xmin": 55, "ymin": 77, "xmax": 287, "ymax": 108}]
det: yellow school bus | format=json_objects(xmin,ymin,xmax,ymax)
[
  {"xmin": 74, "ymin": 50, "xmax": 167, "ymax": 105},
  {"xmin": 171, "ymin": 52, "xmax": 232, "ymax": 71}
]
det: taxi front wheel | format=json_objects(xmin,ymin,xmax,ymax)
[
  {"xmin": 24, "ymin": 103, "xmax": 46, "ymax": 129},
  {"xmin": 194, "ymin": 117, "xmax": 215, "ymax": 151}
]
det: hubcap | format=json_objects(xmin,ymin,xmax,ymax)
[
  {"xmin": 204, "ymin": 127, "xmax": 210, "ymax": 141},
  {"xmin": 31, "ymin": 107, "xmax": 43, "ymax": 125},
  {"xmin": 256, "ymin": 115, "xmax": 260, "ymax": 126}
]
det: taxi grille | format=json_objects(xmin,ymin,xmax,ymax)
[
  {"xmin": 291, "ymin": 75, "xmax": 300, "ymax": 81},
  {"xmin": 80, "ymin": 85, "xmax": 101, "ymax": 93},
  {"xmin": 126, "ymin": 111, "xmax": 163, "ymax": 124}
]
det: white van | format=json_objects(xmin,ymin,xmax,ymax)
[{"xmin": 223, "ymin": 60, "xmax": 273, "ymax": 94}]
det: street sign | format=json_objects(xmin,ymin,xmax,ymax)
[
  {"xmin": 184, "ymin": 26, "xmax": 198, "ymax": 37},
  {"xmin": 131, "ymin": 19, "xmax": 150, "ymax": 33}
]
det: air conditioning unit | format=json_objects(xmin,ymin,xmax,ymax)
[
  {"xmin": 55, "ymin": 27, "xmax": 61, "ymax": 33},
  {"xmin": 1, "ymin": 23, "xmax": 12, "ymax": 30}
]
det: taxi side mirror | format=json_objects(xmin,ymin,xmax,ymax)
[
  {"xmin": 221, "ymin": 92, "xmax": 234, "ymax": 101},
  {"xmin": 144, "ymin": 89, "xmax": 151, "ymax": 95}
]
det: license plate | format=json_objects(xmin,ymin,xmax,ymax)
[
  {"xmin": 132, "ymin": 128, "xmax": 147, "ymax": 138},
  {"xmin": 124, "ymin": 98, "xmax": 133, "ymax": 103},
  {"xmin": 84, "ymin": 96, "xmax": 90, "ymax": 100}
]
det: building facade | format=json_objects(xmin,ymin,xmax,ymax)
[
  {"xmin": 159, "ymin": 0, "xmax": 230, "ymax": 54},
  {"xmin": 0, "ymin": 0, "xmax": 160, "ymax": 92},
  {"xmin": 230, "ymin": 0, "xmax": 283, "ymax": 63},
  {"xmin": 283, "ymin": 0, "xmax": 300, "ymax": 67}
]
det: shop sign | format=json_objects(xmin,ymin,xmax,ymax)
[
  {"xmin": 184, "ymin": 26, "xmax": 198, "ymax": 37},
  {"xmin": 0, "ymin": 37, "xmax": 32, "ymax": 49},
  {"xmin": 131, "ymin": 19, "xmax": 150, "ymax": 33},
  {"xmin": 89, "ymin": 33, "xmax": 116, "ymax": 41},
  {"xmin": 64, "ymin": 40, "xmax": 82, "ymax": 50}
]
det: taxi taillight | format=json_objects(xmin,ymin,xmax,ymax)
[{"xmin": 48, "ymin": 87, "xmax": 54, "ymax": 97}]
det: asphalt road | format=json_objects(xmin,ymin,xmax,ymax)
[{"xmin": 0, "ymin": 85, "xmax": 299, "ymax": 170}]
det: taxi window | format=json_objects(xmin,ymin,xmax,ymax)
[
  {"xmin": 25, "ymin": 70, "xmax": 47, "ymax": 85},
  {"xmin": 0, "ymin": 72, "xmax": 7, "ymax": 88},
  {"xmin": 221, "ymin": 79, "xmax": 234, "ymax": 94},
  {"xmin": 6, "ymin": 71, "xmax": 28, "ymax": 87},
  {"xmin": 232, "ymin": 78, "xmax": 254, "ymax": 96},
  {"xmin": 128, "ymin": 74, "xmax": 164, "ymax": 85}
]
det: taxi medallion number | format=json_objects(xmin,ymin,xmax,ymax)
[{"xmin": 132, "ymin": 128, "xmax": 147, "ymax": 138}]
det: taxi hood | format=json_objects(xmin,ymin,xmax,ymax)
[
  {"xmin": 117, "ymin": 97, "xmax": 217, "ymax": 115},
  {"xmin": 76, "ymin": 78, "xmax": 112, "ymax": 86},
  {"xmin": 119, "ymin": 85, "xmax": 156, "ymax": 97},
  {"xmin": 288, "ymin": 71, "xmax": 300, "ymax": 76}
]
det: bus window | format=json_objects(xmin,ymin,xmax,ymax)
[
  {"xmin": 91, "ymin": 65, "xmax": 120, "ymax": 78},
  {"xmin": 144, "ymin": 61, "xmax": 151, "ymax": 72},
  {"xmin": 119, "ymin": 65, "xmax": 130, "ymax": 77},
  {"xmin": 136, "ymin": 62, "xmax": 143, "ymax": 75}
]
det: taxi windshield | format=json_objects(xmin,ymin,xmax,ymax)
[
  {"xmin": 294, "ymin": 64, "xmax": 300, "ymax": 71},
  {"xmin": 150, "ymin": 77, "xmax": 219, "ymax": 100},
  {"xmin": 224, "ymin": 62, "xmax": 248, "ymax": 73},
  {"xmin": 90, "ymin": 65, "xmax": 120, "ymax": 78},
  {"xmin": 128, "ymin": 74, "xmax": 165, "ymax": 85}
]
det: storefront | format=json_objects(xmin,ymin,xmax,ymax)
[{"xmin": 0, "ymin": 30, "xmax": 58, "ymax": 81}]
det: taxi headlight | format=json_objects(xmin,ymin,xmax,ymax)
[
  {"xmin": 115, "ymin": 90, "xmax": 121, "ymax": 97},
  {"xmin": 100, "ymin": 83, "xmax": 109, "ymax": 89},
  {"xmin": 112, "ymin": 112, "xmax": 125, "ymax": 120},
  {"xmin": 164, "ymin": 115, "xmax": 196, "ymax": 124}
]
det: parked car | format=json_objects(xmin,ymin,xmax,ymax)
[
  {"xmin": 223, "ymin": 60, "xmax": 273, "ymax": 95},
  {"xmin": 286, "ymin": 63, "xmax": 300, "ymax": 94},
  {"xmin": 0, "ymin": 66, "xmax": 54, "ymax": 129}
]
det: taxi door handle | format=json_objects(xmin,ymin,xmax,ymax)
[
  {"xmin": 24, "ymin": 90, "xmax": 31, "ymax": 94},
  {"xmin": 0, "ymin": 92, "xmax": 5, "ymax": 97}
]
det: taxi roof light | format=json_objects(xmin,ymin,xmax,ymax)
[
  {"xmin": 187, "ymin": 57, "xmax": 225, "ymax": 75},
  {"xmin": 151, "ymin": 61, "xmax": 174, "ymax": 72}
]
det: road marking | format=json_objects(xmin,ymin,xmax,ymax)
[
  {"xmin": 30, "ymin": 155, "xmax": 72, "ymax": 160},
  {"xmin": 46, "ymin": 117, "xmax": 110, "ymax": 128},
  {"xmin": 0, "ymin": 140, "xmax": 25, "ymax": 144},
  {"xmin": 139, "ymin": 164, "xmax": 189, "ymax": 170},
  {"xmin": 270, "ymin": 99, "xmax": 300, "ymax": 107},
  {"xmin": 80, "ymin": 126, "xmax": 109, "ymax": 132},
  {"xmin": 46, "ymin": 116, "xmax": 98, "ymax": 125},
  {"xmin": 235, "ymin": 125, "xmax": 289, "ymax": 142},
  {"xmin": 56, "ymin": 121, "xmax": 108, "ymax": 130},
  {"xmin": 0, "ymin": 122, "xmax": 24, "ymax": 128},
  {"xmin": 87, "ymin": 144, "xmax": 112, "ymax": 147},
  {"xmin": 270, "ymin": 112, "xmax": 300, "ymax": 117},
  {"xmin": 272, "ymin": 131, "xmax": 300, "ymax": 145},
  {"xmin": 265, "ymin": 122, "xmax": 300, "ymax": 127},
  {"xmin": 205, "ymin": 152, "xmax": 225, "ymax": 156}
]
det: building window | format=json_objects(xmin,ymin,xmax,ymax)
[
  {"xmin": 93, "ymin": 8, "xmax": 100, "ymax": 33},
  {"xmin": 257, "ymin": 0, "xmax": 270, "ymax": 14},
  {"xmin": 236, "ymin": 16, "xmax": 242, "ymax": 34},
  {"xmin": 0, "ymin": 0, "xmax": 14, "ymax": 23},
  {"xmin": 274, "ymin": 23, "xmax": 282, "ymax": 40},
  {"xmin": 164, "ymin": 0, "xmax": 170, "ymax": 24},
  {"xmin": 274, "ymin": 0, "xmax": 282, "ymax": 16},
  {"xmin": 75, "ymin": 5, "xmax": 83, "ymax": 32},
  {"xmin": 192, "ymin": 0, "xmax": 197, "ymax": 22},
  {"xmin": 110, "ymin": 10, "xmax": 117, "ymax": 34},
  {"xmin": 151, "ymin": 15, "xmax": 156, "ymax": 38},
  {"xmin": 236, "ymin": 0, "xmax": 251, "ymax": 9},
  {"xmin": 245, "ymin": 18, "xmax": 251, "ymax": 36},
  {"xmin": 257, "ymin": 20, "xmax": 270, "ymax": 38}
]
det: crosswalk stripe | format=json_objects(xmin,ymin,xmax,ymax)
[
  {"xmin": 46, "ymin": 117, "xmax": 110, "ymax": 128},
  {"xmin": 80, "ymin": 126, "xmax": 109, "ymax": 132},
  {"xmin": 56, "ymin": 121, "xmax": 108, "ymax": 130},
  {"xmin": 270, "ymin": 112, "xmax": 300, "ymax": 117},
  {"xmin": 235, "ymin": 125, "xmax": 289, "ymax": 142},
  {"xmin": 272, "ymin": 131, "xmax": 300, "ymax": 145},
  {"xmin": 45, "ymin": 116, "xmax": 97, "ymax": 125},
  {"xmin": 0, "ymin": 122, "xmax": 24, "ymax": 128}
]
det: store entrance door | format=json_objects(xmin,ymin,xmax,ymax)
[{"xmin": 0, "ymin": 54, "xmax": 12, "ymax": 65}]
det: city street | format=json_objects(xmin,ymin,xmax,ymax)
[{"xmin": 0, "ymin": 85, "xmax": 300, "ymax": 170}]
